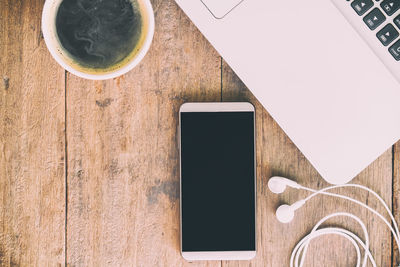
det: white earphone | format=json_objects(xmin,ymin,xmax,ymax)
[
  {"xmin": 268, "ymin": 176, "xmax": 302, "ymax": 194},
  {"xmin": 268, "ymin": 176, "xmax": 400, "ymax": 267}
]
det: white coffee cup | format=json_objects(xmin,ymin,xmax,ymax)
[{"xmin": 42, "ymin": 0, "xmax": 154, "ymax": 80}]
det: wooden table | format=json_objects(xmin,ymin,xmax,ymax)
[{"xmin": 1, "ymin": 0, "xmax": 399, "ymax": 266}]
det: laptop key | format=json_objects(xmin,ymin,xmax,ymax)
[
  {"xmin": 363, "ymin": 8, "xmax": 386, "ymax": 30},
  {"xmin": 389, "ymin": 39, "xmax": 400, "ymax": 60},
  {"xmin": 380, "ymin": 0, "xmax": 400, "ymax": 16},
  {"xmin": 352, "ymin": 0, "xmax": 374, "ymax": 15},
  {"xmin": 394, "ymin": 14, "xmax": 400, "ymax": 29},
  {"xmin": 377, "ymin": 24, "xmax": 399, "ymax": 45}
]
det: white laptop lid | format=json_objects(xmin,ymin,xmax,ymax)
[
  {"xmin": 175, "ymin": 0, "xmax": 400, "ymax": 184},
  {"xmin": 200, "ymin": 0, "xmax": 244, "ymax": 19}
]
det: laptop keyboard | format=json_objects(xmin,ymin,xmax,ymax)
[{"xmin": 350, "ymin": 0, "xmax": 400, "ymax": 60}]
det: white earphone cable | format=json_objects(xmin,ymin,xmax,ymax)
[
  {"xmin": 303, "ymin": 188, "xmax": 400, "ymax": 253},
  {"xmin": 299, "ymin": 184, "xmax": 400, "ymax": 248},
  {"xmin": 268, "ymin": 177, "xmax": 400, "ymax": 266},
  {"xmin": 290, "ymin": 212, "xmax": 376, "ymax": 267},
  {"xmin": 302, "ymin": 183, "xmax": 400, "ymax": 239}
]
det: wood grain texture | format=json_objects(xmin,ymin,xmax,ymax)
[
  {"xmin": 0, "ymin": 0, "xmax": 66, "ymax": 266},
  {"xmin": 393, "ymin": 141, "xmax": 400, "ymax": 266},
  {"xmin": 220, "ymin": 60, "xmax": 394, "ymax": 267},
  {"xmin": 66, "ymin": 0, "xmax": 221, "ymax": 266},
  {"xmin": 1, "ymin": 0, "xmax": 398, "ymax": 266}
]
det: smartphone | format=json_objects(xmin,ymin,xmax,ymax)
[{"xmin": 179, "ymin": 102, "xmax": 256, "ymax": 261}]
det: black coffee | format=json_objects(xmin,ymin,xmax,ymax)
[{"xmin": 56, "ymin": 0, "xmax": 143, "ymax": 70}]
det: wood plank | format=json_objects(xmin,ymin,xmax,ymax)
[
  {"xmin": 0, "ymin": 0, "xmax": 66, "ymax": 266},
  {"xmin": 393, "ymin": 141, "xmax": 400, "ymax": 266},
  {"xmin": 66, "ymin": 0, "xmax": 221, "ymax": 266},
  {"xmin": 220, "ymin": 60, "xmax": 393, "ymax": 267}
]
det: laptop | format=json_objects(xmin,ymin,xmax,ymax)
[{"xmin": 174, "ymin": 0, "xmax": 400, "ymax": 184}]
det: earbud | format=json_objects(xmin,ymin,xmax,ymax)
[
  {"xmin": 275, "ymin": 200, "xmax": 306, "ymax": 223},
  {"xmin": 276, "ymin": 205, "xmax": 294, "ymax": 223},
  {"xmin": 268, "ymin": 176, "xmax": 301, "ymax": 194},
  {"xmin": 268, "ymin": 176, "xmax": 400, "ymax": 266},
  {"xmin": 268, "ymin": 177, "xmax": 305, "ymax": 223}
]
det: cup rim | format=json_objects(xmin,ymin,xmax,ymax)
[{"xmin": 42, "ymin": 0, "xmax": 155, "ymax": 80}]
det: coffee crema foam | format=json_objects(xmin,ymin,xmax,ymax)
[{"xmin": 56, "ymin": 0, "xmax": 146, "ymax": 74}]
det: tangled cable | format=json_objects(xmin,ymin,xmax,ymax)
[{"xmin": 268, "ymin": 176, "xmax": 400, "ymax": 267}]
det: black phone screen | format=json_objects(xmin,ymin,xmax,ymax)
[{"xmin": 180, "ymin": 111, "xmax": 255, "ymax": 252}]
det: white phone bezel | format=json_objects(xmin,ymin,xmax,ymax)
[{"xmin": 178, "ymin": 102, "xmax": 256, "ymax": 261}]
